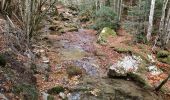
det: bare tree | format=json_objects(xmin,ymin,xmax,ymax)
[
  {"xmin": 158, "ymin": 0, "xmax": 170, "ymax": 47},
  {"xmin": 147, "ymin": 0, "xmax": 156, "ymax": 41}
]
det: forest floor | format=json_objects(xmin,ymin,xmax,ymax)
[
  {"xmin": 0, "ymin": 3, "xmax": 170, "ymax": 100},
  {"xmin": 33, "ymin": 4, "xmax": 170, "ymax": 100}
]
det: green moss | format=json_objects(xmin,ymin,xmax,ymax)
[
  {"xmin": 113, "ymin": 47, "xmax": 132, "ymax": 53},
  {"xmin": 66, "ymin": 66, "xmax": 82, "ymax": 77},
  {"xmin": 158, "ymin": 56, "xmax": 170, "ymax": 64},
  {"xmin": 97, "ymin": 27, "xmax": 116, "ymax": 44},
  {"xmin": 132, "ymin": 51, "xmax": 150, "ymax": 63},
  {"xmin": 167, "ymin": 55, "xmax": 170, "ymax": 64},
  {"xmin": 47, "ymin": 86, "xmax": 65, "ymax": 94},
  {"xmin": 157, "ymin": 50, "xmax": 169, "ymax": 58},
  {"xmin": 137, "ymin": 62, "xmax": 147, "ymax": 73},
  {"xmin": 127, "ymin": 73, "xmax": 147, "ymax": 87},
  {"xmin": 0, "ymin": 54, "xmax": 6, "ymax": 67},
  {"xmin": 47, "ymin": 95, "xmax": 55, "ymax": 100},
  {"xmin": 13, "ymin": 84, "xmax": 38, "ymax": 100},
  {"xmin": 157, "ymin": 50, "xmax": 170, "ymax": 64}
]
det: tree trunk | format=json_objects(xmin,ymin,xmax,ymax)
[
  {"xmin": 118, "ymin": 0, "xmax": 123, "ymax": 21},
  {"xmin": 147, "ymin": 0, "xmax": 156, "ymax": 41},
  {"xmin": 159, "ymin": 0, "xmax": 169, "ymax": 47},
  {"xmin": 164, "ymin": 7, "xmax": 170, "ymax": 44}
]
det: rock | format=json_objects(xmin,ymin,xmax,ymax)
[
  {"xmin": 42, "ymin": 57, "xmax": 50, "ymax": 63},
  {"xmin": 59, "ymin": 92, "xmax": 66, "ymax": 99},
  {"xmin": 108, "ymin": 68, "xmax": 127, "ymax": 78},
  {"xmin": 0, "ymin": 93, "xmax": 8, "ymax": 100},
  {"xmin": 148, "ymin": 65, "xmax": 162, "ymax": 75},
  {"xmin": 42, "ymin": 92, "xmax": 49, "ymax": 100},
  {"xmin": 97, "ymin": 27, "xmax": 116, "ymax": 44},
  {"xmin": 108, "ymin": 55, "xmax": 141, "ymax": 78},
  {"xmin": 36, "ymin": 63, "xmax": 50, "ymax": 73},
  {"xmin": 76, "ymin": 76, "xmax": 159, "ymax": 100},
  {"xmin": 0, "ymin": 19, "xmax": 7, "ymax": 33}
]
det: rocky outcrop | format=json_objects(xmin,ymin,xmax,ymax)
[{"xmin": 68, "ymin": 76, "xmax": 161, "ymax": 100}]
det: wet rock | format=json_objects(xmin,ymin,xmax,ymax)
[
  {"xmin": 74, "ymin": 59, "xmax": 99, "ymax": 76},
  {"xmin": 60, "ymin": 47, "xmax": 86, "ymax": 61},
  {"xmin": 74, "ymin": 76, "xmax": 159, "ymax": 100}
]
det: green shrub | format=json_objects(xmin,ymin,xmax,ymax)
[
  {"xmin": 13, "ymin": 84, "xmax": 38, "ymax": 100},
  {"xmin": 47, "ymin": 86, "xmax": 65, "ymax": 94},
  {"xmin": 135, "ymin": 32, "xmax": 147, "ymax": 43},
  {"xmin": 93, "ymin": 6, "xmax": 119, "ymax": 30}
]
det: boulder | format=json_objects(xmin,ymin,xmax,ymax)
[{"xmin": 97, "ymin": 27, "xmax": 116, "ymax": 44}]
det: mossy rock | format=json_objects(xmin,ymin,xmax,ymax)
[
  {"xmin": 113, "ymin": 47, "xmax": 132, "ymax": 53},
  {"xmin": 157, "ymin": 50, "xmax": 170, "ymax": 64},
  {"xmin": 158, "ymin": 56, "xmax": 170, "ymax": 64},
  {"xmin": 157, "ymin": 50, "xmax": 169, "ymax": 58},
  {"xmin": 66, "ymin": 66, "xmax": 82, "ymax": 77},
  {"xmin": 168, "ymin": 55, "xmax": 170, "ymax": 64},
  {"xmin": 47, "ymin": 86, "xmax": 65, "ymax": 94},
  {"xmin": 0, "ymin": 54, "xmax": 6, "ymax": 67},
  {"xmin": 127, "ymin": 73, "xmax": 147, "ymax": 87},
  {"xmin": 97, "ymin": 27, "xmax": 116, "ymax": 44}
]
